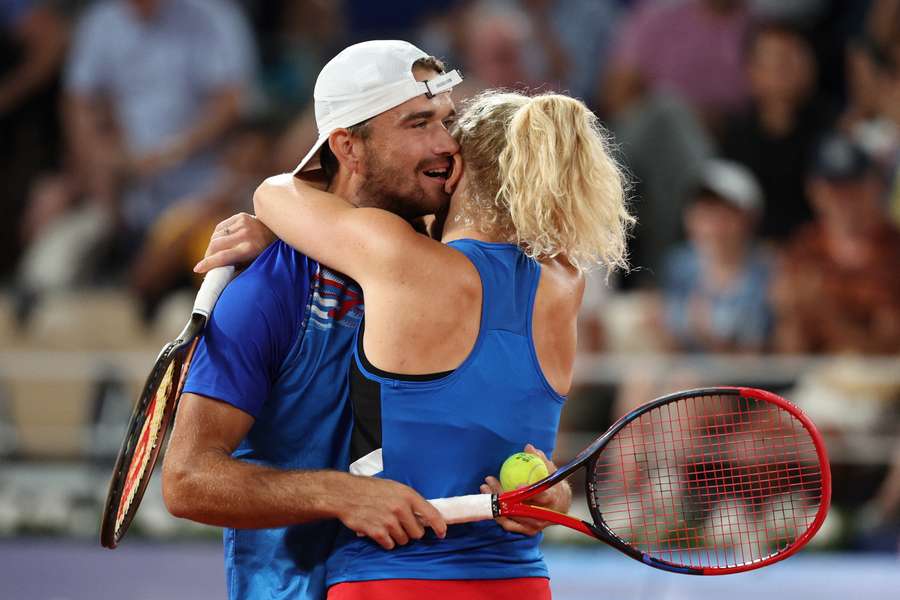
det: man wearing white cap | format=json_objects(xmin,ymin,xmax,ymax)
[{"xmin": 163, "ymin": 41, "xmax": 464, "ymax": 600}]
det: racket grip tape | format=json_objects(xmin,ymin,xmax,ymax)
[
  {"xmin": 192, "ymin": 266, "xmax": 235, "ymax": 318},
  {"xmin": 428, "ymin": 494, "xmax": 497, "ymax": 524}
]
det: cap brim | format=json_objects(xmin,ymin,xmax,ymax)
[{"xmin": 292, "ymin": 134, "xmax": 330, "ymax": 176}]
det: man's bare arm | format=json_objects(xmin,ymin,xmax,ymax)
[{"xmin": 163, "ymin": 393, "xmax": 446, "ymax": 549}]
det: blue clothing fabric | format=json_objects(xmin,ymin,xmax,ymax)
[
  {"xmin": 64, "ymin": 0, "xmax": 256, "ymax": 231},
  {"xmin": 183, "ymin": 240, "xmax": 363, "ymax": 600},
  {"xmin": 662, "ymin": 244, "xmax": 773, "ymax": 351},
  {"xmin": 327, "ymin": 240, "xmax": 564, "ymax": 585}
]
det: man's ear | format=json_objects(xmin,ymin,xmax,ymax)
[
  {"xmin": 444, "ymin": 152, "xmax": 464, "ymax": 195},
  {"xmin": 328, "ymin": 129, "xmax": 365, "ymax": 174}
]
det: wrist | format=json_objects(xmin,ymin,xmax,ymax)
[{"xmin": 289, "ymin": 469, "xmax": 351, "ymax": 521}]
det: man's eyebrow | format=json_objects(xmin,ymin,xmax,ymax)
[
  {"xmin": 399, "ymin": 110, "xmax": 436, "ymax": 123},
  {"xmin": 398, "ymin": 108, "xmax": 457, "ymax": 124},
  {"xmin": 400, "ymin": 108, "xmax": 456, "ymax": 120}
]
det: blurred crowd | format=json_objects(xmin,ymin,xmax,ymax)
[
  {"xmin": 1, "ymin": 0, "xmax": 900, "ymax": 548},
  {"xmin": 3, "ymin": 0, "xmax": 900, "ymax": 348}
]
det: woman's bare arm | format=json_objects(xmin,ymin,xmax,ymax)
[{"xmin": 252, "ymin": 173, "xmax": 436, "ymax": 286}]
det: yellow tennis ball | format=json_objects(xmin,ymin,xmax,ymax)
[{"xmin": 499, "ymin": 452, "xmax": 549, "ymax": 491}]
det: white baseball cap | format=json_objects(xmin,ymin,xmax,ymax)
[
  {"xmin": 695, "ymin": 159, "xmax": 764, "ymax": 213},
  {"xmin": 293, "ymin": 40, "xmax": 463, "ymax": 174}
]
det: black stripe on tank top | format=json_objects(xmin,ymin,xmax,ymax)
[
  {"xmin": 348, "ymin": 321, "xmax": 455, "ymax": 463},
  {"xmin": 349, "ymin": 357, "xmax": 382, "ymax": 464}
]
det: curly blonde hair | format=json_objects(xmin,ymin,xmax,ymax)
[{"xmin": 454, "ymin": 91, "xmax": 634, "ymax": 272}]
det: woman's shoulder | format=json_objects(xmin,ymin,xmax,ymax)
[{"xmin": 536, "ymin": 257, "xmax": 585, "ymax": 307}]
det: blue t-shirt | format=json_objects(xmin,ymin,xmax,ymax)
[{"xmin": 183, "ymin": 240, "xmax": 363, "ymax": 600}]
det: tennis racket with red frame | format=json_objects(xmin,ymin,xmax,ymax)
[
  {"xmin": 100, "ymin": 266, "xmax": 234, "ymax": 549},
  {"xmin": 430, "ymin": 387, "xmax": 830, "ymax": 575}
]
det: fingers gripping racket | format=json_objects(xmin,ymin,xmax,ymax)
[
  {"xmin": 100, "ymin": 266, "xmax": 234, "ymax": 549},
  {"xmin": 430, "ymin": 387, "xmax": 830, "ymax": 575}
]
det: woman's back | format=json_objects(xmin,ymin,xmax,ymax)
[
  {"xmin": 332, "ymin": 239, "xmax": 581, "ymax": 585},
  {"xmin": 358, "ymin": 235, "xmax": 584, "ymax": 396}
]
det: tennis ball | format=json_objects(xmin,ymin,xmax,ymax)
[{"xmin": 499, "ymin": 452, "xmax": 549, "ymax": 491}]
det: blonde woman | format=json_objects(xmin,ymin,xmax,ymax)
[{"xmin": 229, "ymin": 91, "xmax": 630, "ymax": 599}]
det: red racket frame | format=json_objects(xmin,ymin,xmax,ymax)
[
  {"xmin": 100, "ymin": 320, "xmax": 202, "ymax": 549},
  {"xmin": 491, "ymin": 387, "xmax": 831, "ymax": 575}
]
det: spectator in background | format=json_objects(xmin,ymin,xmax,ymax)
[
  {"xmin": 772, "ymin": 133, "xmax": 900, "ymax": 354},
  {"xmin": 450, "ymin": 1, "xmax": 554, "ymax": 99},
  {"xmin": 15, "ymin": 0, "xmax": 256, "ymax": 308},
  {"xmin": 865, "ymin": 0, "xmax": 900, "ymax": 50},
  {"xmin": 841, "ymin": 34, "xmax": 900, "ymax": 226},
  {"xmin": 65, "ymin": 0, "xmax": 255, "ymax": 239},
  {"xmin": 256, "ymin": 0, "xmax": 346, "ymax": 121},
  {"xmin": 840, "ymin": 36, "xmax": 898, "ymax": 168},
  {"xmin": 598, "ymin": 90, "xmax": 712, "ymax": 287},
  {"xmin": 0, "ymin": 0, "xmax": 67, "ymax": 280},
  {"xmin": 130, "ymin": 117, "xmax": 280, "ymax": 321},
  {"xmin": 721, "ymin": 22, "xmax": 833, "ymax": 241},
  {"xmin": 600, "ymin": 1, "xmax": 771, "ymax": 285},
  {"xmin": 660, "ymin": 160, "xmax": 773, "ymax": 353},
  {"xmin": 605, "ymin": 0, "xmax": 752, "ymax": 134},
  {"xmin": 517, "ymin": 0, "xmax": 623, "ymax": 104},
  {"xmin": 878, "ymin": 38, "xmax": 900, "ymax": 228},
  {"xmin": 605, "ymin": 159, "xmax": 773, "ymax": 459}
]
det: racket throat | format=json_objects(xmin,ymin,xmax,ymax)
[{"xmin": 176, "ymin": 313, "xmax": 207, "ymax": 344}]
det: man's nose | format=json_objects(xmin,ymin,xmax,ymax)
[{"xmin": 433, "ymin": 128, "xmax": 460, "ymax": 156}]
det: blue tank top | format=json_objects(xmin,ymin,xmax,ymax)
[{"xmin": 326, "ymin": 239, "xmax": 565, "ymax": 585}]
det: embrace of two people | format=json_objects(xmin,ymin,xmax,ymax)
[{"xmin": 162, "ymin": 40, "xmax": 633, "ymax": 600}]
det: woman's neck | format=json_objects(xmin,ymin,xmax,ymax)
[
  {"xmin": 439, "ymin": 189, "xmax": 509, "ymax": 245},
  {"xmin": 441, "ymin": 225, "xmax": 497, "ymax": 244}
]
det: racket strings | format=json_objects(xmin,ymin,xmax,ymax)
[{"xmin": 589, "ymin": 393, "xmax": 824, "ymax": 570}]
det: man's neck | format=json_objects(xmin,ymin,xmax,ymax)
[
  {"xmin": 325, "ymin": 170, "xmax": 362, "ymax": 207},
  {"xmin": 324, "ymin": 170, "xmax": 415, "ymax": 223}
]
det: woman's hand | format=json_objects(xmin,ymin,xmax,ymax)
[
  {"xmin": 194, "ymin": 212, "xmax": 276, "ymax": 273},
  {"xmin": 479, "ymin": 444, "xmax": 571, "ymax": 536}
]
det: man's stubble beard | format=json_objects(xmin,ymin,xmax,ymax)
[{"xmin": 357, "ymin": 147, "xmax": 438, "ymax": 221}]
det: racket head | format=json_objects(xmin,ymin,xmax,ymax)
[
  {"xmin": 99, "ymin": 315, "xmax": 203, "ymax": 548},
  {"xmin": 585, "ymin": 386, "xmax": 830, "ymax": 574}
]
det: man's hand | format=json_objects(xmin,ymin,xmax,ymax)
[
  {"xmin": 194, "ymin": 212, "xmax": 277, "ymax": 273},
  {"xmin": 335, "ymin": 475, "xmax": 447, "ymax": 550},
  {"xmin": 479, "ymin": 444, "xmax": 571, "ymax": 536}
]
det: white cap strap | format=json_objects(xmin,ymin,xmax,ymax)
[{"xmin": 422, "ymin": 70, "xmax": 463, "ymax": 98}]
